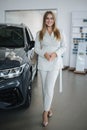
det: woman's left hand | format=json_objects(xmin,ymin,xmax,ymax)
[{"xmin": 50, "ymin": 52, "xmax": 57, "ymax": 61}]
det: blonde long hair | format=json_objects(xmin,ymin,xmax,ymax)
[{"xmin": 39, "ymin": 11, "xmax": 61, "ymax": 41}]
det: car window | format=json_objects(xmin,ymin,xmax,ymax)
[
  {"xmin": 27, "ymin": 28, "xmax": 34, "ymax": 41},
  {"xmin": 0, "ymin": 25, "xmax": 24, "ymax": 48},
  {"xmin": 25, "ymin": 28, "xmax": 30, "ymax": 44}
]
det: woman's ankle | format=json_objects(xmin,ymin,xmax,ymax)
[{"xmin": 43, "ymin": 111, "xmax": 48, "ymax": 120}]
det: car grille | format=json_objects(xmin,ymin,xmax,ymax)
[
  {"xmin": 0, "ymin": 79, "xmax": 5, "ymax": 83},
  {"xmin": 0, "ymin": 87, "xmax": 23, "ymax": 107}
]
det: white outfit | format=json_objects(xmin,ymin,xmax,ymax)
[
  {"xmin": 35, "ymin": 30, "xmax": 66, "ymax": 111},
  {"xmin": 40, "ymin": 70, "xmax": 59, "ymax": 111}
]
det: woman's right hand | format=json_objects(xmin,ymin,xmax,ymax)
[{"xmin": 44, "ymin": 52, "xmax": 51, "ymax": 61}]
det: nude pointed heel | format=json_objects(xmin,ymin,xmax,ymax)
[
  {"xmin": 48, "ymin": 110, "xmax": 53, "ymax": 118},
  {"xmin": 42, "ymin": 111, "xmax": 48, "ymax": 127}
]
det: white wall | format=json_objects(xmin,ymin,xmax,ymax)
[
  {"xmin": 0, "ymin": 0, "xmax": 87, "ymax": 66},
  {"xmin": 5, "ymin": 10, "xmax": 57, "ymax": 39}
]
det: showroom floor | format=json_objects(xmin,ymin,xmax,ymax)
[{"xmin": 0, "ymin": 70, "xmax": 87, "ymax": 130}]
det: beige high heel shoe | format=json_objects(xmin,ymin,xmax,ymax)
[
  {"xmin": 48, "ymin": 110, "xmax": 53, "ymax": 117},
  {"xmin": 42, "ymin": 111, "xmax": 48, "ymax": 127}
]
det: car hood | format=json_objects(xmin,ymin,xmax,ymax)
[{"xmin": 0, "ymin": 48, "xmax": 28, "ymax": 70}]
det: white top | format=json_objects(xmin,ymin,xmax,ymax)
[{"xmin": 35, "ymin": 30, "xmax": 66, "ymax": 71}]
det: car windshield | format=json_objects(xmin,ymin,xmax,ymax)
[{"xmin": 0, "ymin": 25, "xmax": 24, "ymax": 48}]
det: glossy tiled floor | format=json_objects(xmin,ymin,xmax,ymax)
[{"xmin": 0, "ymin": 70, "xmax": 87, "ymax": 130}]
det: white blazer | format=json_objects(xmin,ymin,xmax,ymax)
[{"xmin": 35, "ymin": 30, "xmax": 67, "ymax": 71}]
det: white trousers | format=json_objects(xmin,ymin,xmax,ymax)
[{"xmin": 39, "ymin": 70, "xmax": 59, "ymax": 111}]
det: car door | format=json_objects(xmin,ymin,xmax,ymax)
[{"xmin": 25, "ymin": 27, "xmax": 37, "ymax": 81}]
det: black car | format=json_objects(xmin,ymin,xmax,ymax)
[{"xmin": 0, "ymin": 23, "xmax": 37, "ymax": 109}]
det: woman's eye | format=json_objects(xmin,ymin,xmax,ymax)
[{"xmin": 46, "ymin": 17, "xmax": 54, "ymax": 20}]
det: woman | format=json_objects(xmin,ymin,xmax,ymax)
[{"xmin": 35, "ymin": 11, "xmax": 66, "ymax": 127}]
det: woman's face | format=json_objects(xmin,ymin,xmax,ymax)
[{"xmin": 45, "ymin": 14, "xmax": 55, "ymax": 27}]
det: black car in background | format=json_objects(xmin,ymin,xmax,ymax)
[{"xmin": 0, "ymin": 23, "xmax": 37, "ymax": 109}]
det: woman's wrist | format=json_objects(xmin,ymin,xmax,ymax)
[{"xmin": 53, "ymin": 52, "xmax": 57, "ymax": 57}]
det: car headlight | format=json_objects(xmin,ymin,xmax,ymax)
[{"xmin": 0, "ymin": 64, "xmax": 26, "ymax": 79}]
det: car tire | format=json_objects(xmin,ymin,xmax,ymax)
[{"xmin": 24, "ymin": 86, "xmax": 32, "ymax": 108}]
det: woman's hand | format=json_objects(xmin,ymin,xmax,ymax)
[
  {"xmin": 44, "ymin": 52, "xmax": 51, "ymax": 61},
  {"xmin": 50, "ymin": 52, "xmax": 57, "ymax": 61},
  {"xmin": 44, "ymin": 52, "xmax": 57, "ymax": 61}
]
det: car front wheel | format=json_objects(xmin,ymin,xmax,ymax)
[{"xmin": 24, "ymin": 84, "xmax": 32, "ymax": 108}]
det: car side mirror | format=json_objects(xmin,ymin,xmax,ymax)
[
  {"xmin": 24, "ymin": 41, "xmax": 35, "ymax": 52},
  {"xmin": 29, "ymin": 41, "xmax": 35, "ymax": 50}
]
